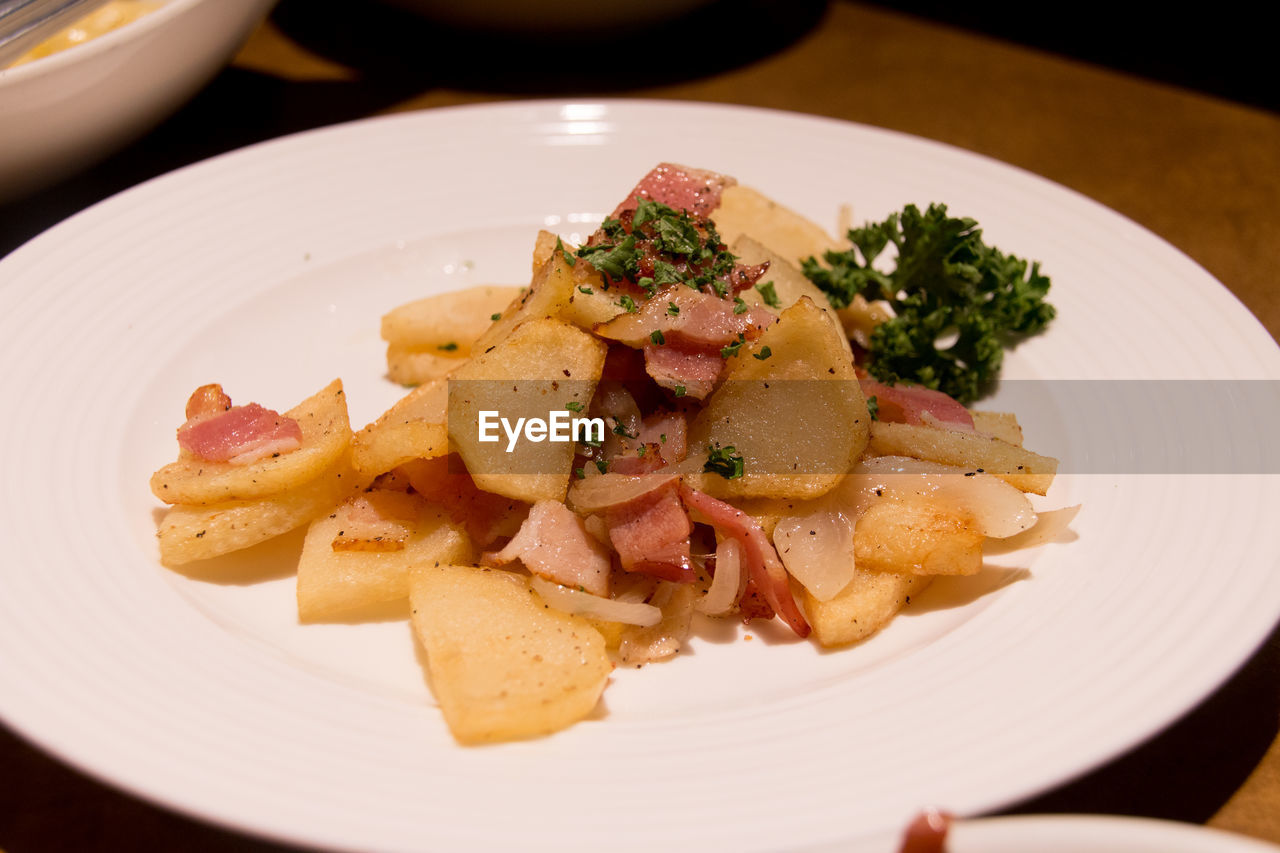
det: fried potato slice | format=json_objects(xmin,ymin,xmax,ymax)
[
  {"xmin": 472, "ymin": 253, "xmax": 576, "ymax": 354},
  {"xmin": 855, "ymin": 495, "xmax": 984, "ymax": 576},
  {"xmin": 410, "ymin": 564, "xmax": 611, "ymax": 744},
  {"xmin": 351, "ymin": 378, "xmax": 450, "ymax": 477},
  {"xmin": 730, "ymin": 235, "xmax": 852, "ymax": 359},
  {"xmin": 801, "ymin": 569, "xmax": 933, "ymax": 648},
  {"xmin": 868, "ymin": 421, "xmax": 1057, "ymax": 494},
  {"xmin": 970, "ymin": 411, "xmax": 1024, "ymax": 446},
  {"xmin": 688, "ymin": 297, "xmax": 867, "ymax": 500},
  {"xmin": 149, "ymin": 379, "xmax": 352, "ymax": 506},
  {"xmin": 296, "ymin": 490, "xmax": 472, "ymax": 621},
  {"xmin": 156, "ymin": 451, "xmax": 368, "ymax": 566},
  {"xmin": 714, "ymin": 184, "xmax": 843, "ymax": 263},
  {"xmin": 381, "ymin": 285, "xmax": 522, "ymax": 353},
  {"xmin": 385, "ymin": 345, "xmax": 467, "ymax": 387},
  {"xmin": 449, "ymin": 317, "xmax": 606, "ymax": 504}
]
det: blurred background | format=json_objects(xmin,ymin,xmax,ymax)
[{"xmin": 1, "ymin": 0, "xmax": 1272, "ymax": 256}]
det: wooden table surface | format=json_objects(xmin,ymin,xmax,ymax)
[{"xmin": 2, "ymin": 1, "xmax": 1278, "ymax": 849}]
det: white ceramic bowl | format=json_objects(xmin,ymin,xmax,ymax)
[{"xmin": 0, "ymin": 0, "xmax": 277, "ymax": 203}]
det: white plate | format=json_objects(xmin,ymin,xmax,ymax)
[
  {"xmin": 1, "ymin": 100, "xmax": 1278, "ymax": 853},
  {"xmin": 947, "ymin": 816, "xmax": 1280, "ymax": 853}
]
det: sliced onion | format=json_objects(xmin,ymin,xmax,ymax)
[
  {"xmin": 695, "ymin": 537, "xmax": 743, "ymax": 615},
  {"xmin": 566, "ymin": 469, "xmax": 681, "ymax": 514},
  {"xmin": 847, "ymin": 456, "xmax": 1036, "ymax": 538},
  {"xmin": 984, "ymin": 505, "xmax": 1081, "ymax": 554},
  {"xmin": 773, "ymin": 510, "xmax": 856, "ymax": 602},
  {"xmin": 529, "ymin": 576, "xmax": 662, "ymax": 627}
]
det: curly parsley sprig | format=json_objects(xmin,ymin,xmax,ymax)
[{"xmin": 802, "ymin": 203, "xmax": 1055, "ymax": 404}]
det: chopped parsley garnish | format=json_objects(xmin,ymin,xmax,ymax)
[
  {"xmin": 673, "ymin": 385, "xmax": 686, "ymax": 397},
  {"xmin": 619, "ymin": 294, "xmax": 638, "ymax": 313},
  {"xmin": 801, "ymin": 203, "xmax": 1055, "ymax": 404},
  {"xmin": 555, "ymin": 236, "xmax": 578, "ymax": 268},
  {"xmin": 576, "ymin": 199, "xmax": 739, "ymax": 299},
  {"xmin": 437, "ymin": 342, "xmax": 459, "ymax": 352},
  {"xmin": 636, "ymin": 445, "xmax": 647, "ymax": 458},
  {"xmin": 490, "ymin": 313, "xmax": 502, "ymax": 321},
  {"xmin": 720, "ymin": 333, "xmax": 746, "ymax": 359},
  {"xmin": 650, "ymin": 329, "xmax": 666, "ymax": 346},
  {"xmin": 565, "ymin": 401, "xmax": 584, "ymax": 412},
  {"xmin": 667, "ymin": 301, "xmax": 680, "ymax": 316},
  {"xmin": 578, "ymin": 286, "xmax": 594, "ymax": 295},
  {"xmin": 866, "ymin": 395, "xmax": 879, "ymax": 420},
  {"xmin": 612, "ymin": 421, "xmax": 637, "ymax": 439},
  {"xmin": 752, "ymin": 345, "xmax": 773, "ymax": 361},
  {"xmin": 733, "ymin": 296, "xmax": 748, "ymax": 315},
  {"xmin": 594, "ymin": 459, "xmax": 609, "ymax": 474},
  {"xmin": 704, "ymin": 444, "xmax": 745, "ymax": 480},
  {"xmin": 755, "ymin": 281, "xmax": 781, "ymax": 308}
]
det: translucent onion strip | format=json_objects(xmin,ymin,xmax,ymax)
[
  {"xmin": 773, "ymin": 510, "xmax": 856, "ymax": 602},
  {"xmin": 849, "ymin": 456, "xmax": 1036, "ymax": 538},
  {"xmin": 529, "ymin": 576, "xmax": 662, "ymax": 627},
  {"xmin": 695, "ymin": 537, "xmax": 743, "ymax": 615},
  {"xmin": 984, "ymin": 505, "xmax": 1082, "ymax": 554},
  {"xmin": 566, "ymin": 469, "xmax": 681, "ymax": 514}
]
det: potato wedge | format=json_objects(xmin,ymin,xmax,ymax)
[
  {"xmin": 150, "ymin": 379, "xmax": 351, "ymax": 505},
  {"xmin": 351, "ymin": 378, "xmax": 450, "ymax": 477},
  {"xmin": 385, "ymin": 345, "xmax": 467, "ymax": 387},
  {"xmin": 157, "ymin": 451, "xmax": 368, "ymax": 566},
  {"xmin": 714, "ymin": 184, "xmax": 843, "ymax": 263},
  {"xmin": 296, "ymin": 492, "xmax": 472, "ymax": 621},
  {"xmin": 801, "ymin": 569, "xmax": 933, "ymax": 648},
  {"xmin": 730, "ymin": 235, "xmax": 852, "ymax": 359},
  {"xmin": 855, "ymin": 495, "xmax": 984, "ymax": 575},
  {"xmin": 472, "ymin": 253, "xmax": 576, "ymax": 354},
  {"xmin": 381, "ymin": 285, "xmax": 522, "ymax": 353},
  {"xmin": 868, "ymin": 421, "xmax": 1057, "ymax": 494},
  {"xmin": 410, "ymin": 565, "xmax": 611, "ymax": 744},
  {"xmin": 688, "ymin": 297, "xmax": 867, "ymax": 500},
  {"xmin": 970, "ymin": 411, "xmax": 1024, "ymax": 446},
  {"xmin": 449, "ymin": 318, "xmax": 606, "ymax": 503}
]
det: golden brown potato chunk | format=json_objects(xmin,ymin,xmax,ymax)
[
  {"xmin": 689, "ymin": 297, "xmax": 867, "ymax": 500},
  {"xmin": 410, "ymin": 565, "xmax": 611, "ymax": 744},
  {"xmin": 296, "ymin": 491, "xmax": 472, "ymax": 621}
]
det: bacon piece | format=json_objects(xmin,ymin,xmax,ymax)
[
  {"xmin": 898, "ymin": 809, "xmax": 953, "ymax": 853},
  {"xmin": 643, "ymin": 341, "xmax": 724, "ymax": 400},
  {"xmin": 679, "ymin": 485, "xmax": 810, "ymax": 637},
  {"xmin": 595, "ymin": 288, "xmax": 774, "ymax": 350},
  {"xmin": 605, "ymin": 481, "xmax": 695, "ymax": 583},
  {"xmin": 184, "ymin": 383, "xmax": 231, "ymax": 421},
  {"xmin": 727, "ymin": 261, "xmax": 770, "ymax": 294},
  {"xmin": 176, "ymin": 392, "xmax": 303, "ymax": 464},
  {"xmin": 860, "ymin": 376, "xmax": 974, "ymax": 430},
  {"xmin": 596, "ymin": 288, "xmax": 775, "ymax": 400},
  {"xmin": 330, "ymin": 491, "xmax": 419, "ymax": 552},
  {"xmin": 637, "ymin": 410, "xmax": 687, "ymax": 465},
  {"xmin": 610, "ymin": 163, "xmax": 735, "ymax": 220},
  {"xmin": 402, "ymin": 455, "xmax": 524, "ymax": 549},
  {"xmin": 486, "ymin": 501, "xmax": 611, "ymax": 597}
]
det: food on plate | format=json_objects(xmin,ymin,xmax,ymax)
[
  {"xmin": 152, "ymin": 380, "xmax": 366, "ymax": 565},
  {"xmin": 409, "ymin": 564, "xmax": 611, "ymax": 744},
  {"xmin": 149, "ymin": 162, "xmax": 1075, "ymax": 743},
  {"xmin": 7, "ymin": 1, "xmax": 161, "ymax": 68}
]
